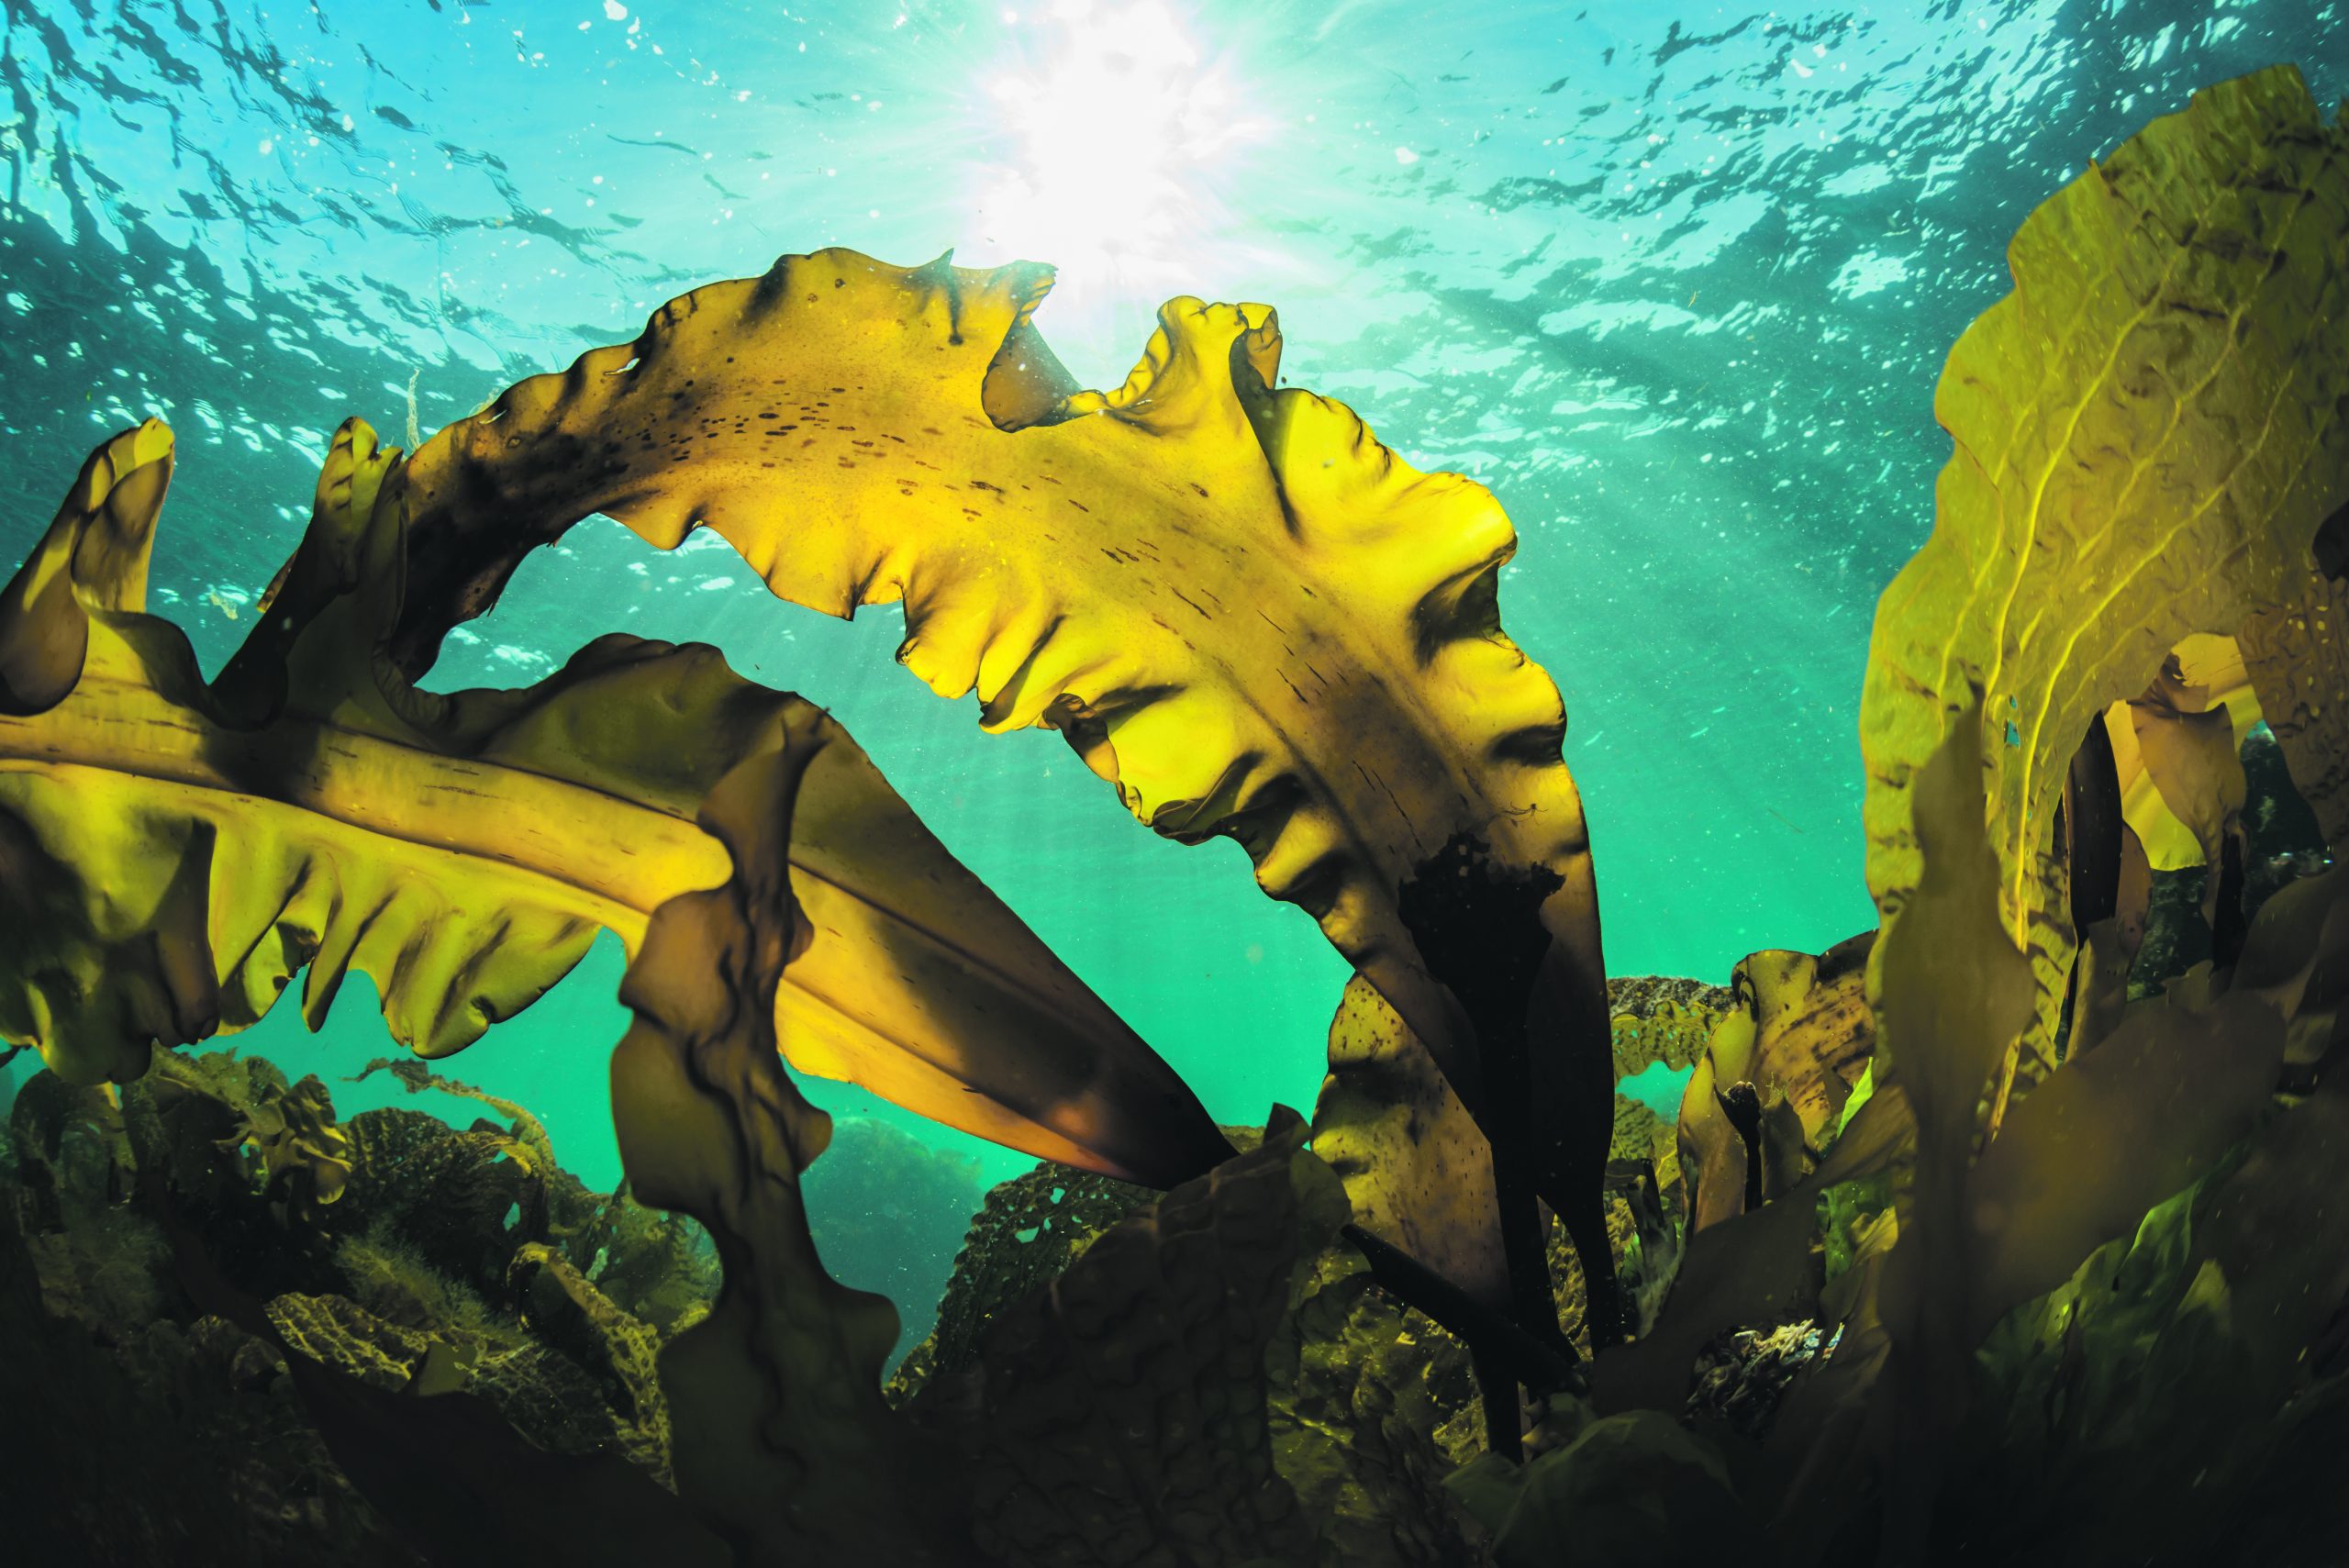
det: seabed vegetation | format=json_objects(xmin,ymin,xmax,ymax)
[{"xmin": 4, "ymin": 64, "xmax": 2348, "ymax": 1567}]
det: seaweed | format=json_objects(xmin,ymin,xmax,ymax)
[
  {"xmin": 0, "ymin": 420, "xmax": 1228, "ymax": 1186},
  {"xmin": 1858, "ymin": 64, "xmax": 2349, "ymax": 1101},
  {"xmin": 2, "ymin": 53, "xmax": 2348, "ymax": 1568},
  {"xmin": 384, "ymin": 247, "xmax": 1630, "ymax": 1361}
]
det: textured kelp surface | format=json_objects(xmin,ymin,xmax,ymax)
[
  {"xmin": 388, "ymin": 251, "xmax": 1609, "ymax": 1120},
  {"xmin": 1567, "ymin": 68, "xmax": 2349, "ymax": 1564},
  {"xmin": 1860, "ymin": 63, "xmax": 2349, "ymax": 1087}
]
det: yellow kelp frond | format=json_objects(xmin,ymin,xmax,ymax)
[
  {"xmin": 612, "ymin": 717, "xmax": 1347, "ymax": 1561},
  {"xmin": 0, "ymin": 420, "xmax": 1228, "ymax": 1189},
  {"xmin": 1, "ymin": 420, "xmax": 604, "ymax": 1079},
  {"xmin": 2103, "ymin": 635, "xmax": 2257, "ymax": 878},
  {"xmin": 0, "ymin": 420, "xmax": 174, "ymax": 715},
  {"xmin": 389, "ymin": 250, "xmax": 1609, "ymax": 1172},
  {"xmin": 1858, "ymin": 66, "xmax": 2349, "ymax": 1066}
]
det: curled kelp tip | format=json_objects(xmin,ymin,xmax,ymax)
[
  {"xmin": 0, "ymin": 417, "xmax": 173, "ymax": 717},
  {"xmin": 1061, "ymin": 294, "xmax": 1283, "ymax": 419},
  {"xmin": 975, "ymin": 254, "xmax": 1081, "ymax": 433},
  {"xmin": 212, "ymin": 417, "xmax": 405, "ymax": 728}
]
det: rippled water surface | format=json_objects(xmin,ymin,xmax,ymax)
[{"xmin": 1, "ymin": 0, "xmax": 2341, "ymax": 1325}]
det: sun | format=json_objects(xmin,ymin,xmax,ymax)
[{"xmin": 963, "ymin": 1, "xmax": 1271, "ymax": 327}]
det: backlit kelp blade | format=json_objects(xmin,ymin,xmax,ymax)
[
  {"xmin": 1859, "ymin": 63, "xmax": 2349, "ymax": 1097},
  {"xmin": 0, "ymin": 417, "xmax": 1230, "ymax": 1188},
  {"xmin": 385, "ymin": 248, "xmax": 1621, "ymax": 1332}
]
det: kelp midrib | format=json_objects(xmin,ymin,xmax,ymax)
[
  {"xmin": 0, "ymin": 671, "xmax": 1095, "ymax": 1046},
  {"xmin": 0, "ymin": 670, "xmax": 715, "ymax": 929}
]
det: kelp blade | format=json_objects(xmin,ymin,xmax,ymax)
[
  {"xmin": 387, "ymin": 250, "xmax": 1613, "ymax": 1222},
  {"xmin": 1858, "ymin": 65, "xmax": 2349, "ymax": 1071},
  {"xmin": 0, "ymin": 419, "xmax": 1229, "ymax": 1187}
]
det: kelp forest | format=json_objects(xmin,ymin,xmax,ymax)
[{"xmin": 3, "ymin": 63, "xmax": 2347, "ymax": 1568}]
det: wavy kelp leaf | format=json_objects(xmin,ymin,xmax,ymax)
[
  {"xmin": 0, "ymin": 424, "xmax": 173, "ymax": 715},
  {"xmin": 1864, "ymin": 705, "xmax": 2041, "ymax": 1540},
  {"xmin": 1676, "ymin": 933, "xmax": 1875, "ymax": 1232},
  {"xmin": 1783, "ymin": 717, "xmax": 2317, "ymax": 1552},
  {"xmin": 1311, "ymin": 976, "xmax": 1507, "ymax": 1306},
  {"xmin": 1588, "ymin": 719, "xmax": 2015, "ymax": 1509},
  {"xmin": 618, "ymin": 719, "xmax": 1347, "ymax": 1565},
  {"xmin": 1955, "ymin": 839, "xmax": 2347, "ymax": 1349},
  {"xmin": 609, "ymin": 724, "xmax": 970, "ymax": 1563},
  {"xmin": 0, "ymin": 422, "xmax": 1226, "ymax": 1187},
  {"xmin": 386, "ymin": 248, "xmax": 1613, "ymax": 1253},
  {"xmin": 2106, "ymin": 650, "xmax": 2254, "ymax": 878},
  {"xmin": 1858, "ymin": 67, "xmax": 2349, "ymax": 1070},
  {"xmin": 1315, "ymin": 974, "xmax": 1728, "ymax": 1317},
  {"xmin": 1957, "ymin": 980, "xmax": 2283, "ymax": 1342},
  {"xmin": 2227, "ymin": 856, "xmax": 2349, "ymax": 1070}
]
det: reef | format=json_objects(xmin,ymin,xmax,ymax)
[
  {"xmin": 0, "ymin": 1046, "xmax": 717, "ymax": 1563},
  {"xmin": 1, "ymin": 61, "xmax": 2347, "ymax": 1568},
  {"xmin": 0, "ymin": 1006, "xmax": 1700, "ymax": 1566}
]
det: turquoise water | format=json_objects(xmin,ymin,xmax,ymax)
[{"xmin": 1, "ymin": 0, "xmax": 2341, "ymax": 1327}]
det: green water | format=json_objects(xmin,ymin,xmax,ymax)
[{"xmin": 1, "ymin": 0, "xmax": 2341, "ymax": 1339}]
